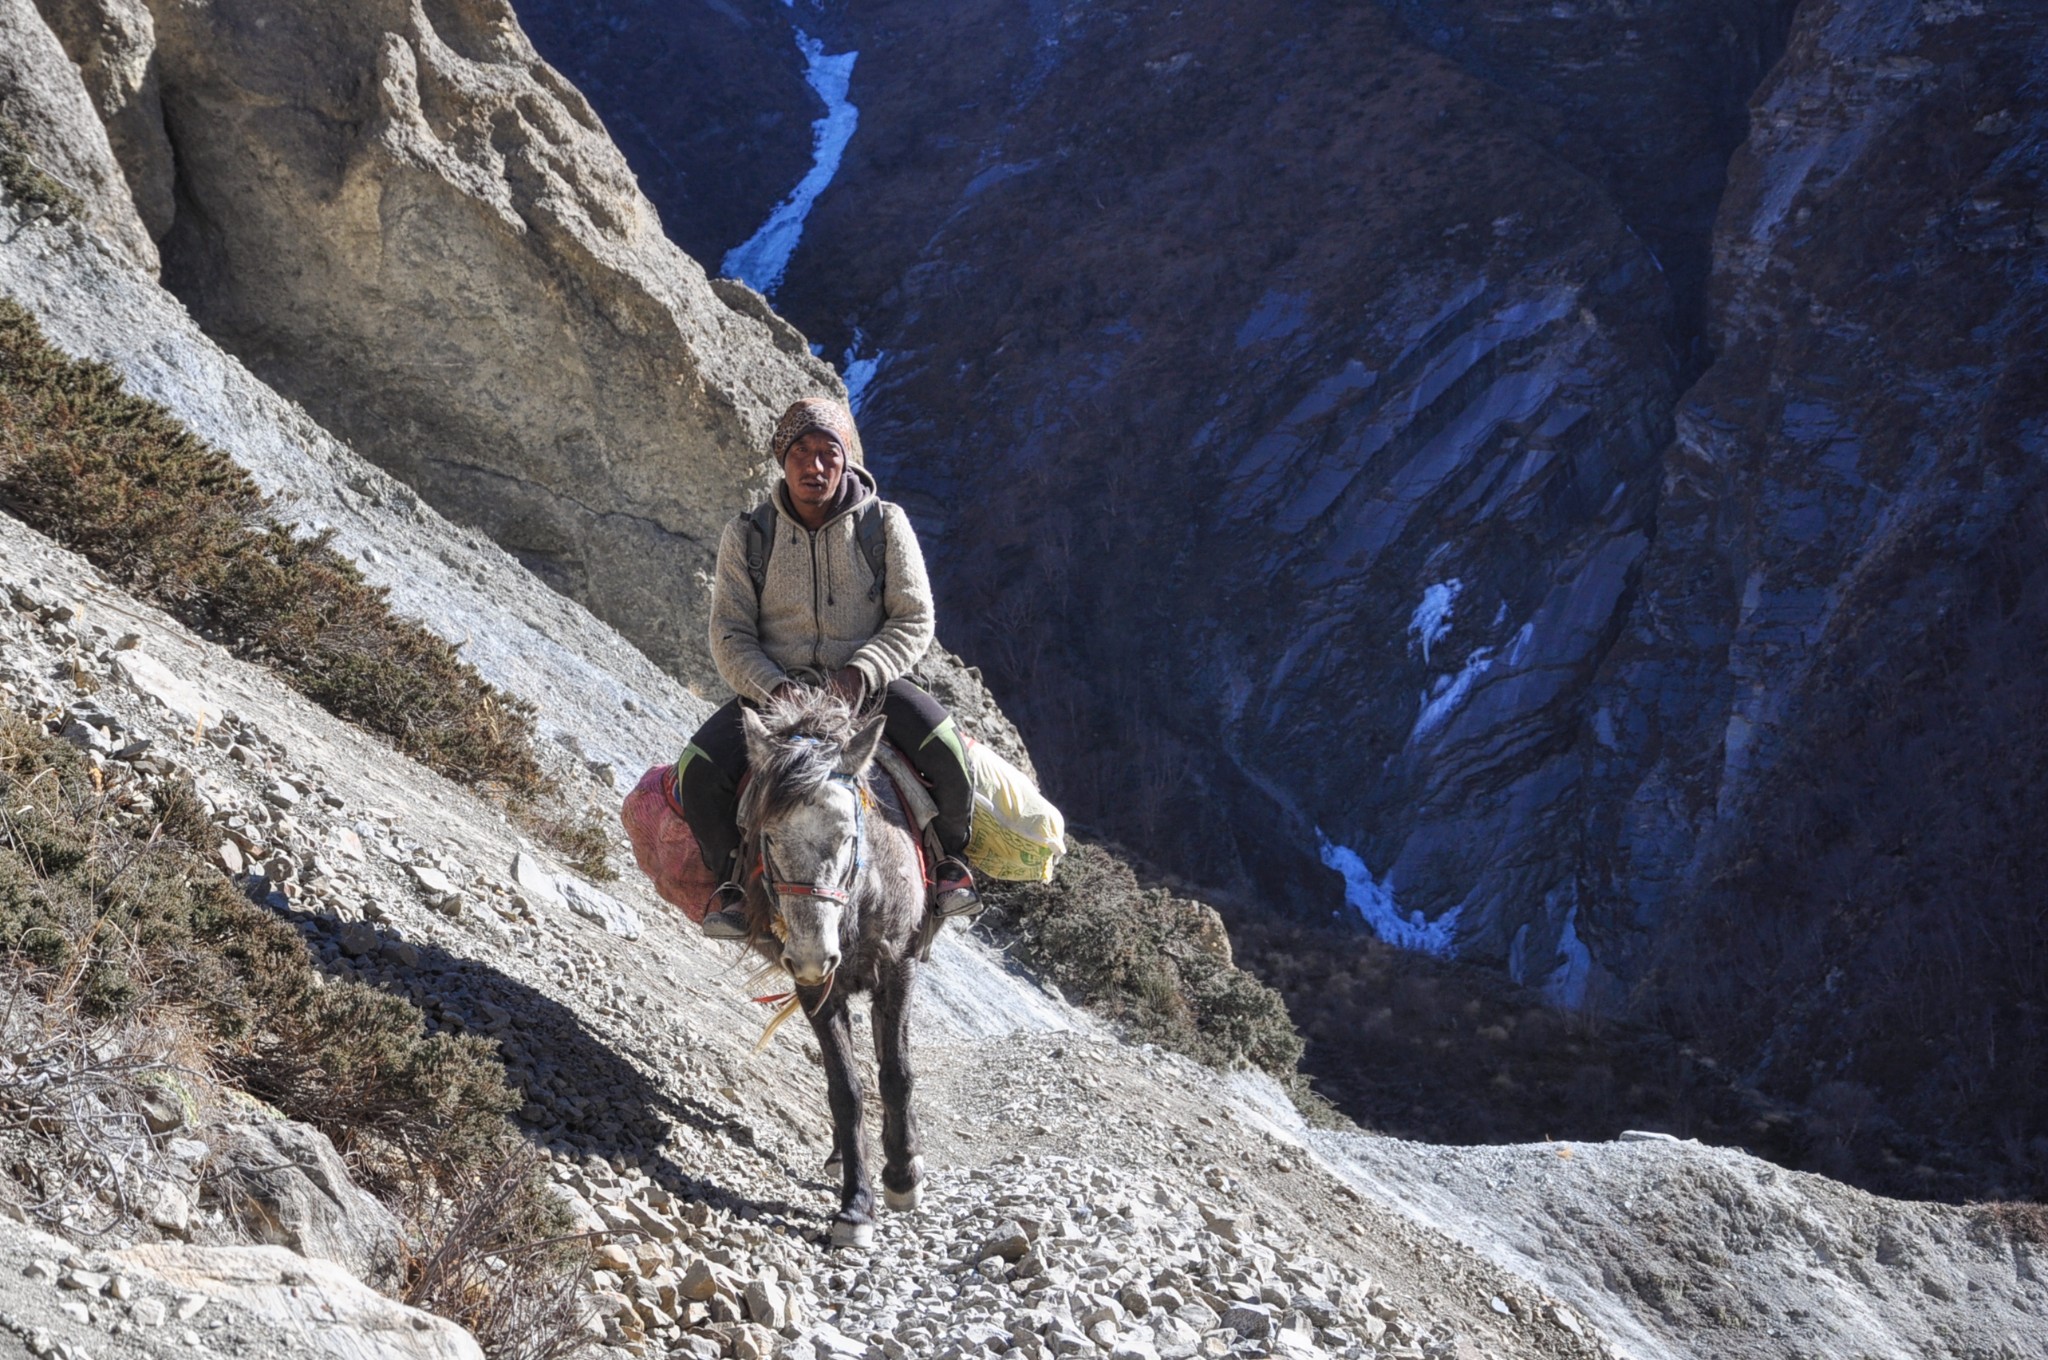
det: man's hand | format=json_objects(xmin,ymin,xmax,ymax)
[{"xmin": 828, "ymin": 667, "xmax": 868, "ymax": 709}]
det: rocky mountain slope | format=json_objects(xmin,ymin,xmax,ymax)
[
  {"xmin": 511, "ymin": 0, "xmax": 2047, "ymax": 1191},
  {"xmin": 2, "ymin": 490, "xmax": 2043, "ymax": 1360},
  {"xmin": 2, "ymin": 482, "xmax": 2043, "ymax": 1359},
  {"xmin": 5, "ymin": 2, "xmax": 2048, "ymax": 1357}
]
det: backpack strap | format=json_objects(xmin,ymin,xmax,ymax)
[
  {"xmin": 740, "ymin": 496, "xmax": 888, "ymax": 603},
  {"xmin": 854, "ymin": 498, "xmax": 889, "ymax": 603},
  {"xmin": 740, "ymin": 501, "xmax": 779, "ymax": 601}
]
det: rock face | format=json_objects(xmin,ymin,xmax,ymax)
[
  {"xmin": 119, "ymin": 0, "xmax": 840, "ymax": 685},
  {"xmin": 511, "ymin": 0, "xmax": 817, "ymax": 261},
  {"xmin": 30, "ymin": 0, "xmax": 176, "ymax": 242},
  {"xmin": 1375, "ymin": 0, "xmax": 1800, "ymax": 354},
  {"xmin": 1575, "ymin": 0, "xmax": 2048, "ymax": 1151},
  {"xmin": 0, "ymin": 0, "xmax": 157, "ymax": 269}
]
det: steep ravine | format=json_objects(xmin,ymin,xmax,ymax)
[{"xmin": 509, "ymin": 0, "xmax": 2048, "ymax": 1197}]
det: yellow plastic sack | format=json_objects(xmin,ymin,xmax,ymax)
[{"xmin": 963, "ymin": 738, "xmax": 1067, "ymax": 882}]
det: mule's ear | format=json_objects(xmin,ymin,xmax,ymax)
[
  {"xmin": 838, "ymin": 714, "xmax": 887, "ymax": 777},
  {"xmin": 740, "ymin": 705, "xmax": 776, "ymax": 769}
]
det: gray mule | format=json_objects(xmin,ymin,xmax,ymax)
[{"xmin": 737, "ymin": 690, "xmax": 931, "ymax": 1247}]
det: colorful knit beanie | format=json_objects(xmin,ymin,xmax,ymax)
[{"xmin": 770, "ymin": 397, "xmax": 865, "ymax": 467}]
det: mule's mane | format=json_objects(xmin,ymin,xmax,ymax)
[{"xmin": 738, "ymin": 687, "xmax": 865, "ymax": 830}]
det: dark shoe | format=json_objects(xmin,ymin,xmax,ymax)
[
  {"xmin": 700, "ymin": 882, "xmax": 749, "ymax": 939},
  {"xmin": 932, "ymin": 856, "xmax": 982, "ymax": 918}
]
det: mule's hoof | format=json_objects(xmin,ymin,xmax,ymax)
[
  {"xmin": 829, "ymin": 1218, "xmax": 875, "ymax": 1249},
  {"xmin": 823, "ymin": 1150, "xmax": 843, "ymax": 1176},
  {"xmin": 883, "ymin": 1156, "xmax": 924, "ymax": 1212}
]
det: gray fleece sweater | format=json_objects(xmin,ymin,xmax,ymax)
[{"xmin": 708, "ymin": 466, "xmax": 936, "ymax": 704}]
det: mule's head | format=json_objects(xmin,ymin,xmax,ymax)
[{"xmin": 741, "ymin": 703, "xmax": 887, "ymax": 986}]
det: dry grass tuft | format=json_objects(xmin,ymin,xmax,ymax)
[{"xmin": 0, "ymin": 121, "xmax": 80, "ymax": 223}]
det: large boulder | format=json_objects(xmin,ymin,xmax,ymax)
[
  {"xmin": 203, "ymin": 1118, "xmax": 404, "ymax": 1286},
  {"xmin": 116, "ymin": 1241, "xmax": 486, "ymax": 1360},
  {"xmin": 0, "ymin": 0, "xmax": 156, "ymax": 269},
  {"xmin": 137, "ymin": 0, "xmax": 841, "ymax": 686}
]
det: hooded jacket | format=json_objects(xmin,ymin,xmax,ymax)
[{"xmin": 708, "ymin": 464, "xmax": 936, "ymax": 704}]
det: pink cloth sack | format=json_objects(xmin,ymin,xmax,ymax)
[{"xmin": 620, "ymin": 764, "xmax": 718, "ymax": 923}]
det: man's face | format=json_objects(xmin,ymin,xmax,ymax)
[{"xmin": 784, "ymin": 430, "xmax": 847, "ymax": 513}]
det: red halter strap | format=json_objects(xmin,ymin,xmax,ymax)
[{"xmin": 765, "ymin": 878, "xmax": 852, "ymax": 904}]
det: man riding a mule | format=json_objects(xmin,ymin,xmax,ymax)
[{"xmin": 677, "ymin": 396, "xmax": 980, "ymax": 938}]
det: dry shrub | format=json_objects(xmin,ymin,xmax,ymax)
[
  {"xmin": 982, "ymin": 840, "xmax": 1303, "ymax": 1076},
  {"xmin": 0, "ymin": 713, "xmax": 510, "ymax": 1188},
  {"xmin": 0, "ymin": 714, "xmax": 588, "ymax": 1353},
  {"xmin": 0, "ymin": 981, "xmax": 180, "ymax": 1231},
  {"xmin": 519, "ymin": 807, "xmax": 618, "ymax": 883},
  {"xmin": 0, "ymin": 296, "xmax": 546, "ymax": 796},
  {"xmin": 1972, "ymin": 1200, "xmax": 2048, "ymax": 1247},
  {"xmin": 400, "ymin": 1146, "xmax": 592, "ymax": 1360}
]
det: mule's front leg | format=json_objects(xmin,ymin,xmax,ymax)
[
  {"xmin": 805, "ymin": 988, "xmax": 875, "ymax": 1246},
  {"xmin": 873, "ymin": 959, "xmax": 924, "ymax": 1211}
]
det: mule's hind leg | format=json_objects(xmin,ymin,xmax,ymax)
[
  {"xmin": 805, "ymin": 988, "xmax": 875, "ymax": 1246},
  {"xmin": 873, "ymin": 959, "xmax": 925, "ymax": 1211}
]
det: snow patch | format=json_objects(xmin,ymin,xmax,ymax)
[
  {"xmin": 1545, "ymin": 905, "xmax": 1591, "ymax": 1009},
  {"xmin": 721, "ymin": 32, "xmax": 859, "ymax": 296},
  {"xmin": 840, "ymin": 330, "xmax": 884, "ymax": 415},
  {"xmin": 1412, "ymin": 647, "xmax": 1494, "ymax": 743},
  {"xmin": 1317, "ymin": 831, "xmax": 1460, "ymax": 957},
  {"xmin": 1407, "ymin": 579, "xmax": 1461, "ymax": 662}
]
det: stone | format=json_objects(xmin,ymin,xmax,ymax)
[
  {"xmin": 108, "ymin": 650, "xmax": 222, "ymax": 731},
  {"xmin": 116, "ymin": 1242, "xmax": 484, "ymax": 1359},
  {"xmin": 137, "ymin": 1084, "xmax": 185, "ymax": 1133},
  {"xmin": 410, "ymin": 863, "xmax": 456, "ymax": 897},
  {"xmin": 148, "ymin": 1184, "xmax": 191, "ymax": 1237},
  {"xmin": 1197, "ymin": 1207, "xmax": 1245, "ymax": 1244},
  {"xmin": 510, "ymin": 851, "xmax": 567, "ymax": 911},
  {"xmin": 678, "ymin": 1256, "xmax": 723, "ymax": 1303},
  {"xmin": 130, "ymin": 1296, "xmax": 166, "ymax": 1327},
  {"xmin": 979, "ymin": 1221, "xmax": 1032, "ymax": 1264},
  {"xmin": 205, "ymin": 1118, "xmax": 402, "ymax": 1284},
  {"xmin": 1212, "ymin": 1294, "xmax": 1261, "ymax": 1335},
  {"xmin": 742, "ymin": 1276, "xmax": 789, "ymax": 1329},
  {"xmin": 337, "ymin": 921, "xmax": 380, "ymax": 958},
  {"xmin": 559, "ymin": 877, "xmax": 643, "ymax": 940},
  {"xmin": 731, "ymin": 1322, "xmax": 776, "ymax": 1360}
]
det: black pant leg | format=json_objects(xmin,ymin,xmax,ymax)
[
  {"xmin": 677, "ymin": 698, "xmax": 752, "ymax": 880},
  {"xmin": 879, "ymin": 678, "xmax": 974, "ymax": 856}
]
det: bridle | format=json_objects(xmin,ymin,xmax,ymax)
[{"xmin": 755, "ymin": 770, "xmax": 870, "ymax": 917}]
